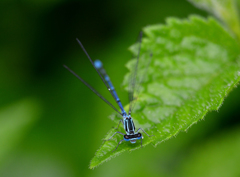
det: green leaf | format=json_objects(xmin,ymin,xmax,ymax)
[
  {"xmin": 188, "ymin": 0, "xmax": 240, "ymax": 42},
  {"xmin": 90, "ymin": 16, "xmax": 240, "ymax": 169},
  {"xmin": 0, "ymin": 99, "xmax": 40, "ymax": 165}
]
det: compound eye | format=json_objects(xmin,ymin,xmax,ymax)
[
  {"xmin": 124, "ymin": 135, "xmax": 129, "ymax": 139},
  {"xmin": 138, "ymin": 133, "xmax": 141, "ymax": 137}
]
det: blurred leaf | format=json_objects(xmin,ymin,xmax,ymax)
[
  {"xmin": 188, "ymin": 0, "xmax": 240, "ymax": 41},
  {"xmin": 178, "ymin": 126, "xmax": 240, "ymax": 177},
  {"xmin": 90, "ymin": 16, "xmax": 240, "ymax": 169},
  {"xmin": 0, "ymin": 99, "xmax": 40, "ymax": 165}
]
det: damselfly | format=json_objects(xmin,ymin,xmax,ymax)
[{"xmin": 64, "ymin": 32, "xmax": 153, "ymax": 151}]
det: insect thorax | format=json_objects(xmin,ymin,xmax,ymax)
[{"xmin": 124, "ymin": 116, "xmax": 135, "ymax": 134}]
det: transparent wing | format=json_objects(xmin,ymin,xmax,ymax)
[
  {"xmin": 128, "ymin": 32, "xmax": 153, "ymax": 115},
  {"xmin": 64, "ymin": 65, "xmax": 122, "ymax": 115},
  {"xmin": 76, "ymin": 39, "xmax": 112, "ymax": 91},
  {"xmin": 76, "ymin": 39, "xmax": 127, "ymax": 115},
  {"xmin": 129, "ymin": 53, "xmax": 152, "ymax": 113},
  {"xmin": 128, "ymin": 32, "xmax": 143, "ymax": 115}
]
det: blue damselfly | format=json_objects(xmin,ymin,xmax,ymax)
[{"xmin": 64, "ymin": 32, "xmax": 153, "ymax": 151}]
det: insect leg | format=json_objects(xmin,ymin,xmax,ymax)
[
  {"xmin": 113, "ymin": 119, "xmax": 123, "ymax": 130},
  {"xmin": 104, "ymin": 131, "xmax": 125, "ymax": 141},
  {"xmin": 112, "ymin": 139, "xmax": 125, "ymax": 152},
  {"xmin": 136, "ymin": 128, "xmax": 154, "ymax": 137}
]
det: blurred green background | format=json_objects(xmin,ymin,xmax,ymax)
[{"xmin": 1, "ymin": 0, "xmax": 240, "ymax": 177}]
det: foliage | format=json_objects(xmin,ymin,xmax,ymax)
[
  {"xmin": 90, "ymin": 15, "xmax": 240, "ymax": 168},
  {"xmin": 188, "ymin": 0, "xmax": 240, "ymax": 41},
  {"xmin": 1, "ymin": 0, "xmax": 240, "ymax": 176}
]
